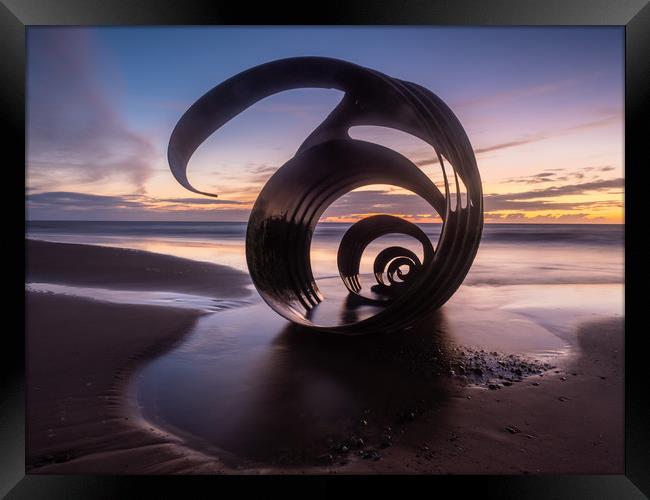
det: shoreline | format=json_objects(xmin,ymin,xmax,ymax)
[
  {"xmin": 26, "ymin": 239, "xmax": 624, "ymax": 474},
  {"xmin": 26, "ymin": 238, "xmax": 251, "ymax": 299},
  {"xmin": 25, "ymin": 239, "xmax": 253, "ymax": 473},
  {"xmin": 27, "ymin": 291, "xmax": 229, "ymax": 474}
]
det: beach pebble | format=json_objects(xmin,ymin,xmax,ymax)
[
  {"xmin": 359, "ymin": 448, "xmax": 381, "ymax": 460},
  {"xmin": 398, "ymin": 410, "xmax": 416, "ymax": 423},
  {"xmin": 350, "ymin": 436, "xmax": 365, "ymax": 448}
]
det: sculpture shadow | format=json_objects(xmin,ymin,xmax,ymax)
[{"xmin": 216, "ymin": 306, "xmax": 457, "ymax": 466}]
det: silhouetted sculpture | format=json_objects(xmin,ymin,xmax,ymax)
[{"xmin": 168, "ymin": 57, "xmax": 483, "ymax": 334}]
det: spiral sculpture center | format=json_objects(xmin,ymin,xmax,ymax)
[{"xmin": 168, "ymin": 57, "xmax": 483, "ymax": 334}]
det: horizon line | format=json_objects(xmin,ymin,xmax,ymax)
[{"xmin": 25, "ymin": 219, "xmax": 624, "ymax": 225}]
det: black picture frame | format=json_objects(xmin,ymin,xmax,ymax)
[{"xmin": 4, "ymin": 0, "xmax": 649, "ymax": 497}]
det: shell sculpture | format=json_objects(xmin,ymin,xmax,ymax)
[{"xmin": 168, "ymin": 57, "xmax": 483, "ymax": 334}]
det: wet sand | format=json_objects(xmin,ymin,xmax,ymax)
[
  {"xmin": 26, "ymin": 292, "xmax": 227, "ymax": 473},
  {"xmin": 132, "ymin": 302, "xmax": 622, "ymax": 475},
  {"xmin": 340, "ymin": 317, "xmax": 624, "ymax": 474},
  {"xmin": 27, "ymin": 239, "xmax": 251, "ymax": 299},
  {"xmin": 26, "ymin": 240, "xmax": 624, "ymax": 474},
  {"xmin": 26, "ymin": 239, "xmax": 251, "ymax": 473}
]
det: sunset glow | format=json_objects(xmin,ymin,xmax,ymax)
[{"xmin": 26, "ymin": 27, "xmax": 624, "ymax": 223}]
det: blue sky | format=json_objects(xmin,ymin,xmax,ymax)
[{"xmin": 26, "ymin": 27, "xmax": 624, "ymax": 222}]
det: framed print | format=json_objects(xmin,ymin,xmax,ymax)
[{"xmin": 3, "ymin": 0, "xmax": 649, "ymax": 497}]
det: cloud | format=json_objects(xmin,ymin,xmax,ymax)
[
  {"xmin": 320, "ymin": 190, "xmax": 438, "ymax": 220},
  {"xmin": 27, "ymin": 29, "xmax": 156, "ymax": 192},
  {"xmin": 246, "ymin": 163, "xmax": 279, "ymax": 183},
  {"xmin": 27, "ymin": 191, "xmax": 146, "ymax": 209},
  {"xmin": 320, "ymin": 182, "xmax": 622, "ymax": 222},
  {"xmin": 28, "ymin": 179, "xmax": 623, "ymax": 222},
  {"xmin": 484, "ymin": 212, "xmax": 608, "ymax": 223},
  {"xmin": 413, "ymin": 113, "xmax": 621, "ymax": 169},
  {"xmin": 474, "ymin": 138, "xmax": 542, "ymax": 155},
  {"xmin": 454, "ymin": 78, "xmax": 581, "ymax": 110},
  {"xmin": 157, "ymin": 197, "xmax": 244, "ymax": 205},
  {"xmin": 494, "ymin": 178, "xmax": 623, "ymax": 199},
  {"xmin": 473, "ymin": 114, "xmax": 620, "ymax": 156},
  {"xmin": 503, "ymin": 166, "xmax": 618, "ymax": 185},
  {"xmin": 583, "ymin": 166, "xmax": 616, "ymax": 172},
  {"xmin": 27, "ymin": 191, "xmax": 247, "ymax": 221},
  {"xmin": 484, "ymin": 178, "xmax": 623, "ymax": 211}
]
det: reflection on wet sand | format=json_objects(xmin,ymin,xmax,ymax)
[
  {"xmin": 220, "ymin": 312, "xmax": 458, "ymax": 465},
  {"xmin": 136, "ymin": 294, "xmax": 459, "ymax": 466},
  {"xmin": 135, "ymin": 279, "xmax": 622, "ymax": 467}
]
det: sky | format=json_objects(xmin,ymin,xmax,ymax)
[{"xmin": 26, "ymin": 27, "xmax": 624, "ymax": 223}]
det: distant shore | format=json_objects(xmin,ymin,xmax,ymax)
[{"xmin": 25, "ymin": 239, "xmax": 623, "ymax": 474}]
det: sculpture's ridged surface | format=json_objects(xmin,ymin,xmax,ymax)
[
  {"xmin": 168, "ymin": 57, "xmax": 483, "ymax": 334},
  {"xmin": 337, "ymin": 214, "xmax": 434, "ymax": 301}
]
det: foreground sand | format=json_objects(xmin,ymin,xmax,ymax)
[
  {"xmin": 26, "ymin": 292, "xmax": 233, "ymax": 473},
  {"xmin": 26, "ymin": 239, "xmax": 252, "ymax": 473},
  {"xmin": 339, "ymin": 317, "xmax": 624, "ymax": 474},
  {"xmin": 26, "ymin": 240, "xmax": 623, "ymax": 474}
]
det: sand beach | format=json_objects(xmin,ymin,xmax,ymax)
[{"xmin": 25, "ymin": 231, "xmax": 624, "ymax": 474}]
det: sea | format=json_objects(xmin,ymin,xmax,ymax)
[{"xmin": 26, "ymin": 221, "xmax": 624, "ymax": 286}]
